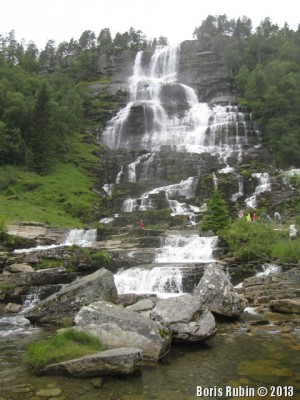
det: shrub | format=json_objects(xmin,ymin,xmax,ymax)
[
  {"xmin": 222, "ymin": 219, "xmax": 277, "ymax": 261},
  {"xmin": 91, "ymin": 251, "xmax": 111, "ymax": 266}
]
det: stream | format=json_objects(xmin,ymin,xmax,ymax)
[{"xmin": 0, "ymin": 315, "xmax": 299, "ymax": 399}]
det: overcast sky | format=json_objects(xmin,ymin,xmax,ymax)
[{"xmin": 1, "ymin": 0, "xmax": 299, "ymax": 49}]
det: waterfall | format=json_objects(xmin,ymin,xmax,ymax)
[
  {"xmin": 115, "ymin": 266, "xmax": 183, "ymax": 298},
  {"xmin": 121, "ymin": 177, "xmax": 199, "ymax": 215},
  {"xmin": 114, "ymin": 232, "xmax": 218, "ymax": 297},
  {"xmin": 14, "ymin": 228, "xmax": 97, "ymax": 253},
  {"xmin": 245, "ymin": 172, "xmax": 271, "ymax": 208},
  {"xmin": 64, "ymin": 229, "xmax": 97, "ymax": 247},
  {"xmin": 155, "ymin": 232, "xmax": 218, "ymax": 263},
  {"xmin": 101, "ymin": 45, "xmax": 251, "ymax": 158},
  {"xmin": 256, "ymin": 264, "xmax": 281, "ymax": 277}
]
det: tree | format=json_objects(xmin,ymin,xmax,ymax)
[
  {"xmin": 158, "ymin": 36, "xmax": 169, "ymax": 46},
  {"xmin": 97, "ymin": 28, "xmax": 112, "ymax": 50},
  {"xmin": 79, "ymin": 30, "xmax": 96, "ymax": 50},
  {"xmin": 201, "ymin": 189, "xmax": 231, "ymax": 234}
]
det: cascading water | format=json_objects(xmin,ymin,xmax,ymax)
[
  {"xmin": 13, "ymin": 228, "xmax": 97, "ymax": 253},
  {"xmin": 102, "ymin": 46, "xmax": 252, "ymax": 159},
  {"xmin": 101, "ymin": 45, "xmax": 258, "ymax": 219},
  {"xmin": 114, "ymin": 232, "xmax": 218, "ymax": 297},
  {"xmin": 102, "ymin": 45, "xmax": 256, "ymax": 297},
  {"xmin": 155, "ymin": 232, "xmax": 218, "ymax": 263},
  {"xmin": 115, "ymin": 266, "xmax": 183, "ymax": 298},
  {"xmin": 245, "ymin": 172, "xmax": 271, "ymax": 209},
  {"xmin": 64, "ymin": 228, "xmax": 97, "ymax": 247}
]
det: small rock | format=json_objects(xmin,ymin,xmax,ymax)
[
  {"xmin": 4, "ymin": 302, "xmax": 21, "ymax": 313},
  {"xmin": 36, "ymin": 388, "xmax": 62, "ymax": 397},
  {"xmin": 90, "ymin": 377, "xmax": 103, "ymax": 388}
]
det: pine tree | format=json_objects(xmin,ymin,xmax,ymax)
[{"xmin": 201, "ymin": 189, "xmax": 231, "ymax": 234}]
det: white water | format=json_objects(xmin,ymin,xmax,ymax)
[
  {"xmin": 245, "ymin": 172, "xmax": 271, "ymax": 208},
  {"xmin": 256, "ymin": 263, "xmax": 281, "ymax": 277},
  {"xmin": 114, "ymin": 232, "xmax": 218, "ymax": 297},
  {"xmin": 13, "ymin": 228, "xmax": 97, "ymax": 253},
  {"xmin": 102, "ymin": 45, "xmax": 252, "ymax": 161},
  {"xmin": 64, "ymin": 228, "xmax": 97, "ymax": 246},
  {"xmin": 155, "ymin": 233, "xmax": 218, "ymax": 263},
  {"xmin": 115, "ymin": 266, "xmax": 183, "ymax": 298},
  {"xmin": 121, "ymin": 176, "xmax": 199, "ymax": 215}
]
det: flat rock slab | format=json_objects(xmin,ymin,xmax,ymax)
[
  {"xmin": 270, "ymin": 298, "xmax": 300, "ymax": 314},
  {"xmin": 40, "ymin": 348, "xmax": 142, "ymax": 377},
  {"xmin": 7, "ymin": 225, "xmax": 47, "ymax": 239}
]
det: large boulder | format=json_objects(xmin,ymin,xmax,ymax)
[
  {"xmin": 24, "ymin": 268, "xmax": 117, "ymax": 326},
  {"xmin": 74, "ymin": 301, "xmax": 171, "ymax": 361},
  {"xmin": 40, "ymin": 348, "xmax": 142, "ymax": 377},
  {"xmin": 151, "ymin": 294, "xmax": 216, "ymax": 342},
  {"xmin": 193, "ymin": 263, "xmax": 245, "ymax": 318}
]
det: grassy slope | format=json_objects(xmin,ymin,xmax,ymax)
[{"xmin": 0, "ymin": 132, "xmax": 100, "ymax": 227}]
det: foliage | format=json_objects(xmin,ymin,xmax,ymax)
[
  {"xmin": 201, "ymin": 189, "xmax": 231, "ymax": 234},
  {"xmin": 26, "ymin": 329, "xmax": 103, "ymax": 370},
  {"xmin": 220, "ymin": 218, "xmax": 300, "ymax": 262},
  {"xmin": 90, "ymin": 251, "xmax": 111, "ymax": 266},
  {"xmin": 271, "ymin": 237, "xmax": 300, "ymax": 263}
]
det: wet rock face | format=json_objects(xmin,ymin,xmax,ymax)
[{"xmin": 178, "ymin": 40, "xmax": 236, "ymax": 103}]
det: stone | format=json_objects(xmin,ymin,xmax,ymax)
[
  {"xmin": 24, "ymin": 268, "xmax": 117, "ymax": 326},
  {"xmin": 193, "ymin": 263, "xmax": 245, "ymax": 318},
  {"xmin": 90, "ymin": 377, "xmax": 103, "ymax": 388},
  {"xmin": 40, "ymin": 348, "xmax": 142, "ymax": 377},
  {"xmin": 270, "ymin": 299, "xmax": 300, "ymax": 314},
  {"xmin": 151, "ymin": 294, "xmax": 216, "ymax": 342},
  {"xmin": 127, "ymin": 298, "xmax": 156, "ymax": 312},
  {"xmin": 35, "ymin": 388, "xmax": 62, "ymax": 397},
  {"xmin": 74, "ymin": 301, "xmax": 171, "ymax": 360},
  {"xmin": 242, "ymin": 267, "xmax": 300, "ymax": 306},
  {"xmin": 4, "ymin": 302, "xmax": 21, "ymax": 313},
  {"xmin": 0, "ymin": 267, "xmax": 76, "ymax": 287},
  {"xmin": 3, "ymin": 263, "xmax": 35, "ymax": 274}
]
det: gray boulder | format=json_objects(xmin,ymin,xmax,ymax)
[
  {"xmin": 3, "ymin": 263, "xmax": 35, "ymax": 274},
  {"xmin": 74, "ymin": 301, "xmax": 171, "ymax": 361},
  {"xmin": 151, "ymin": 294, "xmax": 216, "ymax": 342},
  {"xmin": 24, "ymin": 268, "xmax": 117, "ymax": 326},
  {"xmin": 193, "ymin": 263, "xmax": 245, "ymax": 318},
  {"xmin": 40, "ymin": 348, "xmax": 142, "ymax": 377}
]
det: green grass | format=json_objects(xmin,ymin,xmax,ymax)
[
  {"xmin": 26, "ymin": 329, "xmax": 103, "ymax": 370},
  {"xmin": 271, "ymin": 237, "xmax": 300, "ymax": 262},
  {"xmin": 0, "ymin": 132, "xmax": 101, "ymax": 227}
]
